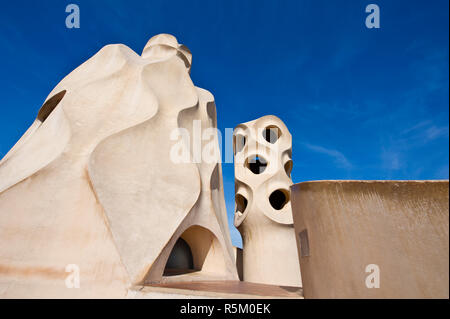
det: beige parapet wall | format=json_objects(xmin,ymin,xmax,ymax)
[
  {"xmin": 233, "ymin": 115, "xmax": 302, "ymax": 287},
  {"xmin": 291, "ymin": 180, "xmax": 449, "ymax": 299},
  {"xmin": 0, "ymin": 34, "xmax": 238, "ymax": 298}
]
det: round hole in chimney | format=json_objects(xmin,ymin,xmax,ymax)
[
  {"xmin": 234, "ymin": 134, "xmax": 246, "ymax": 155},
  {"xmin": 235, "ymin": 194, "xmax": 248, "ymax": 215},
  {"xmin": 245, "ymin": 155, "xmax": 268, "ymax": 174},
  {"xmin": 285, "ymin": 160, "xmax": 293, "ymax": 178},
  {"xmin": 262, "ymin": 126, "xmax": 281, "ymax": 144},
  {"xmin": 269, "ymin": 189, "xmax": 290, "ymax": 210}
]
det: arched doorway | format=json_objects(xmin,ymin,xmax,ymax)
[
  {"xmin": 156, "ymin": 225, "xmax": 228, "ymax": 281},
  {"xmin": 163, "ymin": 238, "xmax": 195, "ymax": 276},
  {"xmin": 144, "ymin": 225, "xmax": 231, "ymax": 284}
]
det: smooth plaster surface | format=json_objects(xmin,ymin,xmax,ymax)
[
  {"xmin": 0, "ymin": 34, "xmax": 238, "ymax": 298},
  {"xmin": 291, "ymin": 180, "xmax": 449, "ymax": 299},
  {"xmin": 233, "ymin": 115, "xmax": 302, "ymax": 287}
]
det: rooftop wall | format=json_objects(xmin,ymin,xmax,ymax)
[{"xmin": 291, "ymin": 180, "xmax": 449, "ymax": 299}]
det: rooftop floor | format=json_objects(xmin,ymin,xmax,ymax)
[{"xmin": 130, "ymin": 281, "xmax": 304, "ymax": 299}]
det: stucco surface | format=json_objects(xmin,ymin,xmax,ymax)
[
  {"xmin": 233, "ymin": 115, "xmax": 302, "ymax": 287},
  {"xmin": 291, "ymin": 180, "xmax": 449, "ymax": 299},
  {"xmin": 0, "ymin": 34, "xmax": 237, "ymax": 298}
]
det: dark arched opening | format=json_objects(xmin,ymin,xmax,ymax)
[{"xmin": 163, "ymin": 238, "xmax": 194, "ymax": 276}]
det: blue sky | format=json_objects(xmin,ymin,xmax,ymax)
[{"xmin": 0, "ymin": 0, "xmax": 448, "ymax": 247}]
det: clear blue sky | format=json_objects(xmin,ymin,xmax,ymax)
[{"xmin": 0, "ymin": 0, "xmax": 448, "ymax": 247}]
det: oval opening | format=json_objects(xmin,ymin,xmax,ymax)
[
  {"xmin": 234, "ymin": 134, "xmax": 246, "ymax": 155},
  {"xmin": 37, "ymin": 90, "xmax": 66, "ymax": 122},
  {"xmin": 262, "ymin": 126, "xmax": 281, "ymax": 144},
  {"xmin": 245, "ymin": 155, "xmax": 268, "ymax": 174},
  {"xmin": 285, "ymin": 160, "xmax": 293, "ymax": 178},
  {"xmin": 235, "ymin": 194, "xmax": 248, "ymax": 215},
  {"xmin": 269, "ymin": 189, "xmax": 290, "ymax": 210}
]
